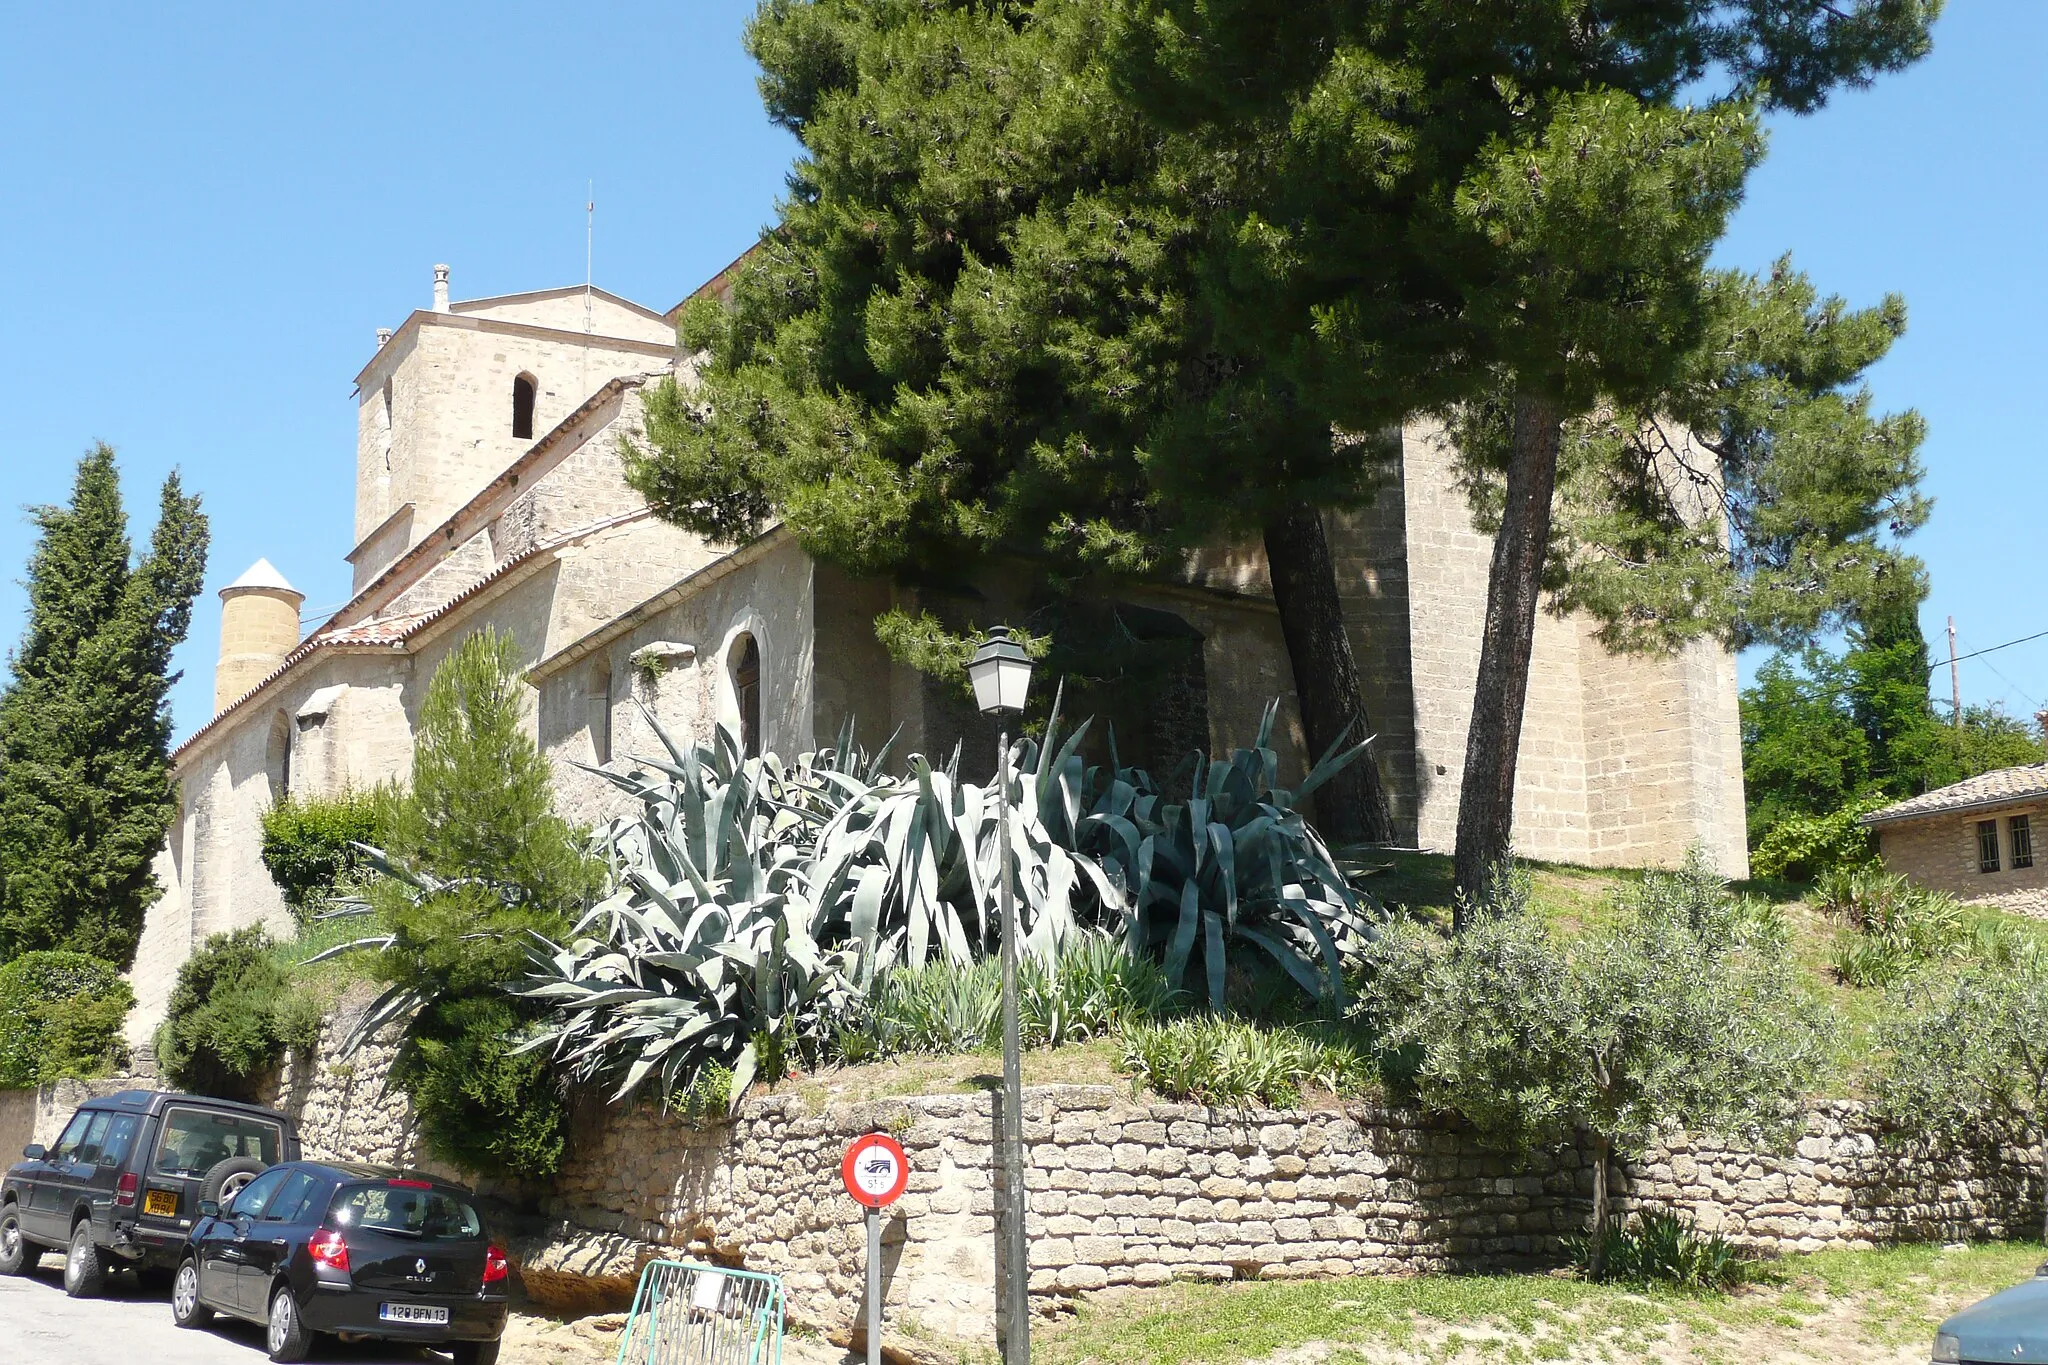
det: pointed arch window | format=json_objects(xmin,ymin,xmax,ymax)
[
  {"xmin": 731, "ymin": 634, "xmax": 761, "ymax": 758},
  {"xmin": 267, "ymin": 710, "xmax": 292, "ymax": 801},
  {"xmin": 512, "ymin": 374, "xmax": 538, "ymax": 439}
]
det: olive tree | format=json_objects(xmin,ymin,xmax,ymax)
[
  {"xmin": 1369, "ymin": 872, "xmax": 1829, "ymax": 1272},
  {"xmin": 1877, "ymin": 965, "xmax": 2048, "ymax": 1242}
]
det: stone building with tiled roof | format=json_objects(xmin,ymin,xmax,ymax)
[
  {"xmin": 1862, "ymin": 765, "xmax": 2048, "ymax": 919},
  {"xmin": 124, "ymin": 255, "xmax": 1753, "ymax": 1047}
]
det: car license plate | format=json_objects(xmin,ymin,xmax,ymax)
[
  {"xmin": 143, "ymin": 1189, "xmax": 178, "ymax": 1217},
  {"xmin": 379, "ymin": 1303, "xmax": 450, "ymax": 1325}
]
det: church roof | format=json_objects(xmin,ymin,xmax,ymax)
[
  {"xmin": 221, "ymin": 558, "xmax": 299, "ymax": 595},
  {"xmin": 1861, "ymin": 764, "xmax": 2048, "ymax": 826}
]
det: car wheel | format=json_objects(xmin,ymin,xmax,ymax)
[
  {"xmin": 451, "ymin": 1342, "xmax": 502, "ymax": 1365},
  {"xmin": 265, "ymin": 1284, "xmax": 313, "ymax": 1363},
  {"xmin": 171, "ymin": 1258, "xmax": 214, "ymax": 1328},
  {"xmin": 200, "ymin": 1155, "xmax": 268, "ymax": 1210},
  {"xmin": 63, "ymin": 1221, "xmax": 105, "ymax": 1298},
  {"xmin": 0, "ymin": 1204, "xmax": 36, "ymax": 1276}
]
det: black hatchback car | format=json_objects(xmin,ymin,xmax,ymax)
[{"xmin": 170, "ymin": 1159, "xmax": 511, "ymax": 1364}]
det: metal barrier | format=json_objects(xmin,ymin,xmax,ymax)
[{"xmin": 614, "ymin": 1259, "xmax": 786, "ymax": 1365}]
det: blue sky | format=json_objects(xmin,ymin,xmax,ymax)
[{"xmin": 0, "ymin": 2, "xmax": 2040, "ymax": 745}]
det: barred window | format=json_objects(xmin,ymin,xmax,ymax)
[
  {"xmin": 1978, "ymin": 819, "xmax": 2001, "ymax": 873},
  {"xmin": 2012, "ymin": 815, "xmax": 2034, "ymax": 870}
]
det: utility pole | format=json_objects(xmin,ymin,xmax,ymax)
[{"xmin": 1948, "ymin": 615, "xmax": 1962, "ymax": 729}]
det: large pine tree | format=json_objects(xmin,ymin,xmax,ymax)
[
  {"xmin": 0, "ymin": 445, "xmax": 208, "ymax": 965},
  {"xmin": 628, "ymin": 0, "xmax": 1400, "ymax": 841},
  {"xmin": 1100, "ymin": 0, "xmax": 1939, "ymax": 901}
]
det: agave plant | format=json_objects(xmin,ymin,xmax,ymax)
[
  {"xmin": 514, "ymin": 715, "xmax": 866, "ymax": 1107},
  {"xmin": 1024, "ymin": 700, "xmax": 1380, "ymax": 1009}
]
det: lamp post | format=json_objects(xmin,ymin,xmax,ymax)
[{"xmin": 967, "ymin": 626, "xmax": 1034, "ymax": 1365}]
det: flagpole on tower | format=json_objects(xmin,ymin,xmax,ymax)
[{"xmin": 585, "ymin": 182, "xmax": 595, "ymax": 336}]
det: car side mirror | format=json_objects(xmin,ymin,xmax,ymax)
[
  {"xmin": 21, "ymin": 1144, "xmax": 44, "ymax": 1161},
  {"xmin": 199, "ymin": 1199, "xmax": 220, "ymax": 1218}
]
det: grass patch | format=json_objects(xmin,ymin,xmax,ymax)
[{"xmin": 1039, "ymin": 1242, "xmax": 2048, "ymax": 1365}]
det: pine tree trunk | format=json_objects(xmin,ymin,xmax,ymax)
[
  {"xmin": 1452, "ymin": 390, "xmax": 1563, "ymax": 921},
  {"xmin": 1264, "ymin": 504, "xmax": 1395, "ymax": 845},
  {"xmin": 1590, "ymin": 1132, "xmax": 1611, "ymax": 1279}
]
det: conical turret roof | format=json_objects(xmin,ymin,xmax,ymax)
[{"xmin": 220, "ymin": 558, "xmax": 301, "ymax": 597}]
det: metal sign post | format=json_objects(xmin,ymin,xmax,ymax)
[{"xmin": 842, "ymin": 1132, "xmax": 910, "ymax": 1365}]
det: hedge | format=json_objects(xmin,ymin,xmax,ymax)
[{"xmin": 0, "ymin": 951, "xmax": 133, "ymax": 1088}]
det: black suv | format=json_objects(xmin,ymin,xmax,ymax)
[{"xmin": 0, "ymin": 1089, "xmax": 299, "ymax": 1296}]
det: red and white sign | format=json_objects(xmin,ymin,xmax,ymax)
[{"xmin": 841, "ymin": 1133, "xmax": 909, "ymax": 1208}]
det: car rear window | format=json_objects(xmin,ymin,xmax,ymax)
[
  {"xmin": 151, "ymin": 1107, "xmax": 284, "ymax": 1178},
  {"xmin": 329, "ymin": 1183, "xmax": 482, "ymax": 1242}
]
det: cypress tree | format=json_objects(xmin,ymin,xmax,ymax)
[{"xmin": 0, "ymin": 445, "xmax": 208, "ymax": 965}]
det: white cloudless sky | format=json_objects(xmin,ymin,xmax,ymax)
[{"xmin": 0, "ymin": 2, "xmax": 2040, "ymax": 743}]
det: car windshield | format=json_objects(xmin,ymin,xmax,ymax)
[
  {"xmin": 329, "ymin": 1183, "xmax": 482, "ymax": 1242},
  {"xmin": 152, "ymin": 1107, "xmax": 283, "ymax": 1178}
]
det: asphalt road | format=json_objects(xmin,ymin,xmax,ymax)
[{"xmin": 0, "ymin": 1249, "xmax": 453, "ymax": 1365}]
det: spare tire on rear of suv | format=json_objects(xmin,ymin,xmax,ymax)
[{"xmin": 200, "ymin": 1156, "xmax": 267, "ymax": 1209}]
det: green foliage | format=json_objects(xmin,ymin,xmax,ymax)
[
  {"xmin": 1817, "ymin": 868, "xmax": 1968, "ymax": 988},
  {"xmin": 1742, "ymin": 586, "xmax": 2047, "ymax": 857},
  {"xmin": 0, "ymin": 445, "xmax": 208, "ymax": 965},
  {"xmin": 260, "ymin": 789, "xmax": 384, "ymax": 917},
  {"xmin": 1570, "ymin": 1211, "xmax": 1760, "ymax": 1291},
  {"xmin": 859, "ymin": 931, "xmax": 1179, "ymax": 1058},
  {"xmin": 327, "ymin": 629, "xmax": 599, "ymax": 1180},
  {"xmin": 519, "ymin": 719, "xmax": 864, "ymax": 1109},
  {"xmin": 1618, "ymin": 850, "xmax": 1789, "ymax": 954},
  {"xmin": 1750, "ymin": 799, "xmax": 1883, "ymax": 884},
  {"xmin": 1028, "ymin": 702, "xmax": 1380, "ymax": 1009},
  {"xmin": 1875, "ymin": 964, "xmax": 2048, "ymax": 1240},
  {"xmin": 0, "ymin": 951, "xmax": 133, "ymax": 1088},
  {"xmin": 1364, "ymin": 859, "xmax": 1830, "ymax": 1251},
  {"xmin": 1120, "ymin": 1015, "xmax": 1376, "ymax": 1108},
  {"xmin": 155, "ymin": 928, "xmax": 322, "ymax": 1102}
]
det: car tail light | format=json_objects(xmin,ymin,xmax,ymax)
[
  {"xmin": 309, "ymin": 1229, "xmax": 350, "ymax": 1274},
  {"xmin": 388, "ymin": 1179, "xmax": 432, "ymax": 1189},
  {"xmin": 482, "ymin": 1245, "xmax": 509, "ymax": 1286},
  {"xmin": 115, "ymin": 1173, "xmax": 139, "ymax": 1208}
]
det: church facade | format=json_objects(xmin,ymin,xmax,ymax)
[{"xmin": 124, "ymin": 260, "xmax": 1748, "ymax": 1045}]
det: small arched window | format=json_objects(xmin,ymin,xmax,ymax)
[
  {"xmin": 731, "ymin": 634, "xmax": 761, "ymax": 758},
  {"xmin": 512, "ymin": 374, "xmax": 537, "ymax": 439}
]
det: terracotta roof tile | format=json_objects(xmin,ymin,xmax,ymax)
[{"xmin": 1862, "ymin": 764, "xmax": 2048, "ymax": 826}]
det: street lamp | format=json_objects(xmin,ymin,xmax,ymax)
[{"xmin": 967, "ymin": 626, "xmax": 1034, "ymax": 1365}]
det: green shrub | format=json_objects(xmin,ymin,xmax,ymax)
[
  {"xmin": 260, "ymin": 789, "xmax": 384, "ymax": 917},
  {"xmin": 156, "ymin": 927, "xmax": 323, "ymax": 1101},
  {"xmin": 1621, "ymin": 848, "xmax": 1789, "ymax": 954},
  {"xmin": 1750, "ymin": 800, "xmax": 1881, "ymax": 882},
  {"xmin": 854, "ymin": 931, "xmax": 1181, "ymax": 1059},
  {"xmin": 326, "ymin": 630, "xmax": 599, "ymax": 1179},
  {"xmin": 0, "ymin": 952, "xmax": 133, "ymax": 1088},
  {"xmin": 1571, "ymin": 1211, "xmax": 1761, "ymax": 1290},
  {"xmin": 1120, "ymin": 1015, "xmax": 1376, "ymax": 1107},
  {"xmin": 1820, "ymin": 869, "xmax": 1967, "ymax": 988}
]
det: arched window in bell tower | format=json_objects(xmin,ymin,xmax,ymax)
[{"xmin": 512, "ymin": 373, "xmax": 538, "ymax": 439}]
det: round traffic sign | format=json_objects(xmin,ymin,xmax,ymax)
[{"xmin": 842, "ymin": 1133, "xmax": 910, "ymax": 1208}]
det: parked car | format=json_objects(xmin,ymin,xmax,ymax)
[
  {"xmin": 170, "ymin": 1158, "xmax": 511, "ymax": 1364},
  {"xmin": 1933, "ymin": 1264, "xmax": 2048, "ymax": 1363},
  {"xmin": 0, "ymin": 1088, "xmax": 297, "ymax": 1296}
]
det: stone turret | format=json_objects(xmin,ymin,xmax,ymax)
[{"xmin": 214, "ymin": 559, "xmax": 304, "ymax": 711}]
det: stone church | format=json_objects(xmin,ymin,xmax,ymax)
[{"xmin": 124, "ymin": 259, "xmax": 1748, "ymax": 1044}]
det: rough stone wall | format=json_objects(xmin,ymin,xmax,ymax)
[
  {"xmin": 534, "ymin": 1086, "xmax": 2038, "ymax": 1342},
  {"xmin": 1324, "ymin": 493, "xmax": 1422, "ymax": 841},
  {"xmin": 1880, "ymin": 807, "xmax": 2048, "ymax": 920}
]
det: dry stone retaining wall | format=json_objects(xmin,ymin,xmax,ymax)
[
  {"xmin": 60, "ymin": 1003, "xmax": 2029, "ymax": 1346},
  {"xmin": 538, "ymin": 1087, "xmax": 2037, "ymax": 1342}
]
